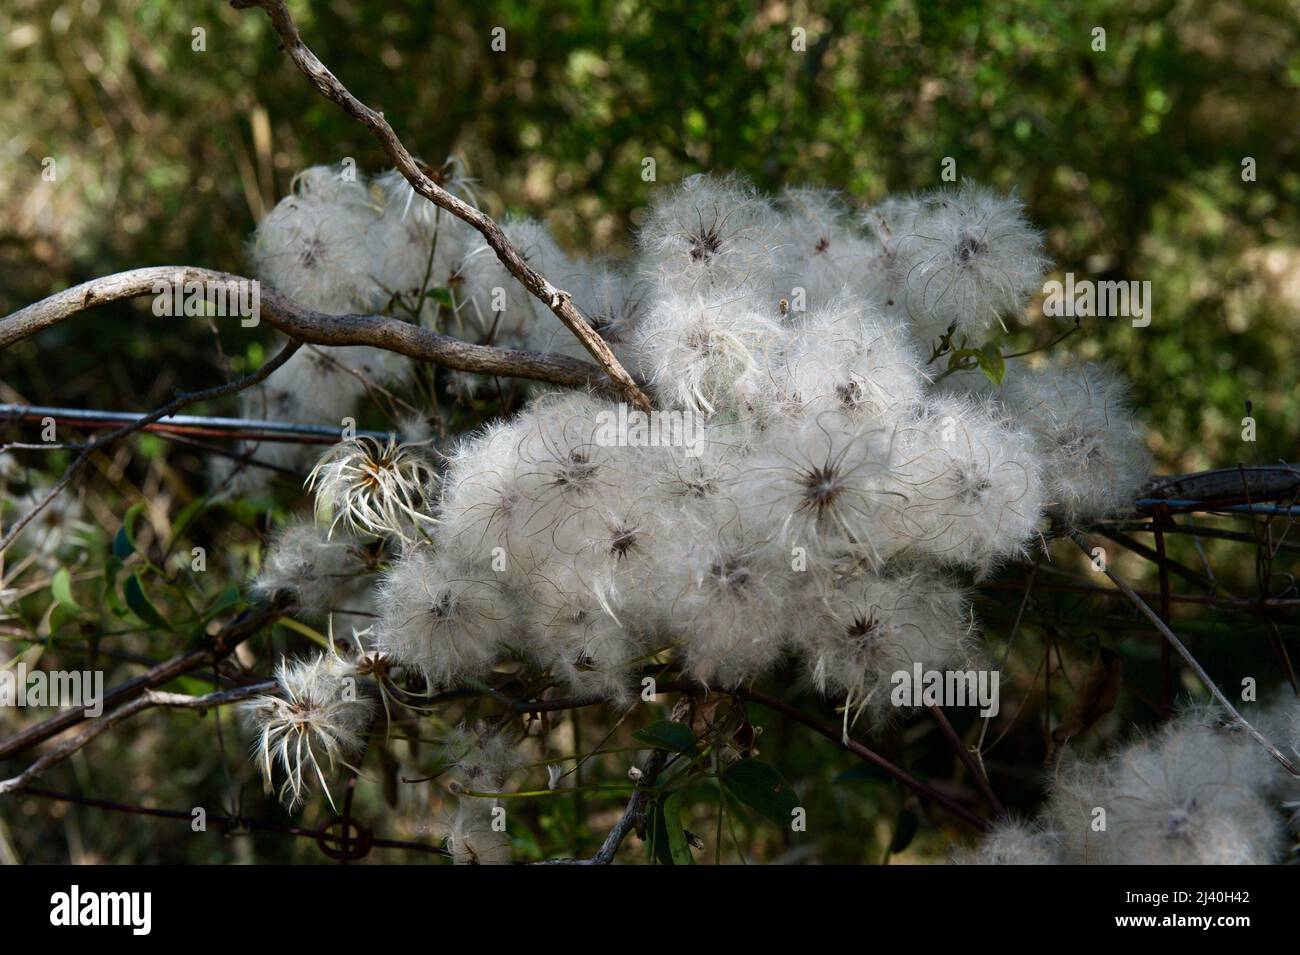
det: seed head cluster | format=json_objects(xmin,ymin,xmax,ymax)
[{"xmin": 237, "ymin": 164, "xmax": 1165, "ymax": 858}]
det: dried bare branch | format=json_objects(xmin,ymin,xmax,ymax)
[
  {"xmin": 533, "ymin": 747, "xmax": 671, "ymax": 865},
  {"xmin": 0, "ymin": 681, "xmax": 276, "ymax": 796},
  {"xmin": 0, "ymin": 265, "xmax": 620, "ymax": 392},
  {"xmin": 228, "ymin": 0, "xmax": 654, "ymax": 412},
  {"xmin": 0, "ymin": 596, "xmax": 290, "ymax": 762}
]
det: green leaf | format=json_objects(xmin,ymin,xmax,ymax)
[
  {"xmin": 649, "ymin": 797, "xmax": 671, "ymax": 865},
  {"xmin": 975, "ymin": 341, "xmax": 1006, "ymax": 385},
  {"xmin": 112, "ymin": 502, "xmax": 146, "ymax": 560},
  {"xmin": 722, "ymin": 758, "xmax": 799, "ymax": 827},
  {"xmin": 124, "ymin": 573, "xmax": 171, "ymax": 630},
  {"xmin": 51, "ymin": 567, "xmax": 81, "ymax": 612},
  {"xmin": 425, "ymin": 287, "xmax": 455, "ymax": 308},
  {"xmin": 662, "ymin": 791, "xmax": 694, "ymax": 865},
  {"xmin": 947, "ymin": 347, "xmax": 977, "ymax": 371},
  {"xmin": 202, "ymin": 584, "xmax": 243, "ymax": 622},
  {"xmin": 888, "ymin": 809, "xmax": 920, "ymax": 854},
  {"xmin": 102, "ymin": 557, "xmax": 127, "ymax": 618},
  {"xmin": 633, "ymin": 720, "xmax": 696, "ymax": 753},
  {"xmin": 164, "ymin": 495, "xmax": 210, "ymax": 552}
]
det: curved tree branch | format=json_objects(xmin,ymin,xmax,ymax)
[{"xmin": 0, "ymin": 265, "xmax": 624, "ymax": 394}]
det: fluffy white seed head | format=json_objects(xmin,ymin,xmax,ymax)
[
  {"xmin": 368, "ymin": 170, "xmax": 476, "ymax": 325},
  {"xmin": 887, "ymin": 182, "xmax": 1050, "ymax": 349},
  {"xmin": 1001, "ymin": 359, "xmax": 1152, "ymax": 523},
  {"xmin": 737, "ymin": 410, "xmax": 901, "ymax": 569},
  {"xmin": 884, "ymin": 396, "xmax": 1045, "ymax": 571},
  {"xmin": 632, "ymin": 288, "xmax": 787, "ymax": 415},
  {"xmin": 773, "ymin": 298, "xmax": 927, "ymax": 422},
  {"xmin": 526, "ymin": 258, "xmax": 647, "ymax": 370},
  {"xmin": 1042, "ymin": 705, "xmax": 1288, "ymax": 865},
  {"xmin": 443, "ymin": 723, "xmax": 524, "ymax": 791},
  {"xmin": 375, "ymin": 548, "xmax": 520, "ymax": 690},
  {"xmin": 248, "ymin": 164, "xmax": 387, "ymax": 314},
  {"xmin": 436, "ymin": 419, "xmax": 529, "ymax": 570},
  {"xmin": 6, "ymin": 488, "xmax": 92, "ymax": 568},
  {"xmin": 254, "ymin": 518, "xmax": 380, "ymax": 614},
  {"xmin": 241, "ymin": 653, "xmax": 375, "ymax": 810},
  {"xmin": 521, "ymin": 574, "xmax": 649, "ymax": 704},
  {"xmin": 1044, "ymin": 756, "xmax": 1118, "ymax": 864},
  {"xmin": 373, "ymin": 158, "xmax": 478, "ymax": 240},
  {"xmin": 446, "ymin": 798, "xmax": 513, "ymax": 864},
  {"xmin": 1104, "ymin": 716, "xmax": 1284, "ymax": 864},
  {"xmin": 307, "ymin": 435, "xmax": 438, "ymax": 541},
  {"xmin": 637, "ymin": 173, "xmax": 781, "ymax": 296},
  {"xmin": 458, "ymin": 217, "xmax": 570, "ymax": 344},
  {"xmin": 791, "ymin": 568, "xmax": 976, "ymax": 727},
  {"xmin": 771, "ymin": 187, "xmax": 882, "ymax": 314},
  {"xmin": 658, "ymin": 506, "xmax": 795, "ymax": 688},
  {"xmin": 506, "ymin": 393, "xmax": 648, "ymax": 554},
  {"xmin": 229, "ymin": 343, "xmax": 415, "ymax": 493},
  {"xmin": 951, "ymin": 818, "xmax": 1063, "ymax": 865}
]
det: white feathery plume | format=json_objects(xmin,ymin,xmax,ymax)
[
  {"xmin": 248, "ymin": 163, "xmax": 388, "ymax": 314},
  {"xmin": 1001, "ymin": 358, "xmax": 1151, "ymax": 522},
  {"xmin": 790, "ymin": 567, "xmax": 976, "ymax": 730},
  {"xmin": 446, "ymin": 800, "xmax": 514, "ymax": 864},
  {"xmin": 306, "ymin": 435, "xmax": 439, "ymax": 541},
  {"xmin": 443, "ymin": 723, "xmax": 525, "ymax": 791},
  {"xmin": 254, "ymin": 518, "xmax": 381, "ymax": 613},
  {"xmin": 435, "ymin": 418, "xmax": 530, "ymax": 570},
  {"xmin": 773, "ymin": 297, "xmax": 927, "ymax": 422},
  {"xmin": 1044, "ymin": 755, "xmax": 1118, "ymax": 864},
  {"xmin": 1032, "ymin": 703, "xmax": 1290, "ymax": 865},
  {"xmin": 507, "ymin": 392, "xmax": 641, "ymax": 555},
  {"xmin": 884, "ymin": 396, "xmax": 1045, "ymax": 570},
  {"xmin": 457, "ymin": 217, "xmax": 570, "ymax": 345},
  {"xmin": 6, "ymin": 488, "xmax": 92, "ymax": 568},
  {"xmin": 886, "ymin": 182, "xmax": 1050, "ymax": 349},
  {"xmin": 441, "ymin": 724, "xmax": 520, "ymax": 865},
  {"xmin": 526, "ymin": 257, "xmax": 647, "ymax": 371},
  {"xmin": 1103, "ymin": 714, "xmax": 1284, "ymax": 864},
  {"xmin": 241, "ymin": 652, "xmax": 374, "ymax": 811},
  {"xmin": 637, "ymin": 173, "xmax": 781, "ymax": 296},
  {"xmin": 950, "ymin": 818, "xmax": 1063, "ymax": 865},
  {"xmin": 658, "ymin": 505, "xmax": 795, "ymax": 688},
  {"xmin": 737, "ymin": 410, "xmax": 901, "ymax": 569},
  {"xmin": 374, "ymin": 547, "xmax": 520, "ymax": 691},
  {"xmin": 632, "ymin": 287, "xmax": 786, "ymax": 415},
  {"xmin": 371, "ymin": 160, "xmax": 478, "ymax": 326},
  {"xmin": 521, "ymin": 565, "xmax": 650, "ymax": 705},
  {"xmin": 771, "ymin": 186, "xmax": 882, "ymax": 314}
]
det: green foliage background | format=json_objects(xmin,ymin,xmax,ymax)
[{"xmin": 0, "ymin": 0, "xmax": 1297, "ymax": 864}]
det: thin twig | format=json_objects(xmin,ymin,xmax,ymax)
[
  {"xmin": 17, "ymin": 787, "xmax": 449, "ymax": 857},
  {"xmin": 0, "ymin": 596, "xmax": 290, "ymax": 762},
  {"xmin": 0, "ymin": 682, "xmax": 275, "ymax": 795},
  {"xmin": 739, "ymin": 688, "xmax": 991, "ymax": 832},
  {"xmin": 0, "ymin": 266, "xmax": 617, "ymax": 392},
  {"xmin": 229, "ymin": 0, "xmax": 653, "ymax": 412},
  {"xmin": 976, "ymin": 560, "xmax": 1037, "ymax": 776},
  {"xmin": 928, "ymin": 703, "xmax": 1005, "ymax": 817},
  {"xmin": 1070, "ymin": 533, "xmax": 1299, "ymax": 776},
  {"xmin": 0, "ymin": 340, "xmax": 301, "ymax": 556}
]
